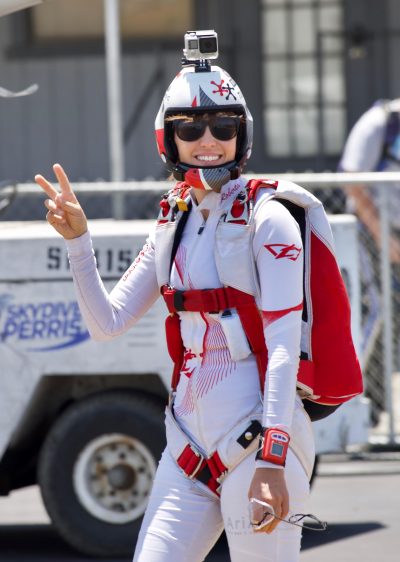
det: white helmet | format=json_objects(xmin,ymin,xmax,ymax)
[{"xmin": 155, "ymin": 63, "xmax": 253, "ymax": 190}]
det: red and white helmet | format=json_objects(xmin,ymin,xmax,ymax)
[{"xmin": 155, "ymin": 64, "xmax": 253, "ymax": 189}]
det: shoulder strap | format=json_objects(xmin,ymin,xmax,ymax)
[
  {"xmin": 246, "ymin": 178, "xmax": 278, "ymax": 202},
  {"xmin": 169, "ymin": 199, "xmax": 192, "ymax": 275}
]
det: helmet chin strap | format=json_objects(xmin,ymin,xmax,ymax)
[{"xmin": 173, "ymin": 161, "xmax": 240, "ymax": 191}]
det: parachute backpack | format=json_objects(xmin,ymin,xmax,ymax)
[
  {"xmin": 157, "ymin": 178, "xmax": 363, "ymax": 421},
  {"xmin": 246, "ymin": 179, "xmax": 363, "ymax": 420}
]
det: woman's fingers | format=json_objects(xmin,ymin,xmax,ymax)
[
  {"xmin": 60, "ymin": 199, "xmax": 84, "ymax": 216},
  {"xmin": 46, "ymin": 209, "xmax": 66, "ymax": 225},
  {"xmin": 45, "ymin": 198, "xmax": 63, "ymax": 214},
  {"xmin": 35, "ymin": 174, "xmax": 58, "ymax": 200},
  {"xmin": 53, "ymin": 163, "xmax": 77, "ymax": 202},
  {"xmin": 37, "ymin": 164, "xmax": 87, "ymax": 240},
  {"xmin": 36, "ymin": 164, "xmax": 78, "ymax": 205},
  {"xmin": 264, "ymin": 516, "xmax": 280, "ymax": 534},
  {"xmin": 254, "ymin": 521, "xmax": 274, "ymax": 534}
]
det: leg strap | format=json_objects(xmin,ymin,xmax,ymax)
[{"xmin": 166, "ymin": 405, "xmax": 262, "ymax": 497}]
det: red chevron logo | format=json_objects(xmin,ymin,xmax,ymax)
[{"xmin": 264, "ymin": 243, "xmax": 302, "ymax": 261}]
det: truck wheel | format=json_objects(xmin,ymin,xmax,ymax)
[{"xmin": 38, "ymin": 390, "xmax": 166, "ymax": 557}]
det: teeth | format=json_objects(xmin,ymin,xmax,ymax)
[{"xmin": 196, "ymin": 155, "xmax": 220, "ymax": 162}]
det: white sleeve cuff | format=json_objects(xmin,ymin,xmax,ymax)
[
  {"xmin": 255, "ymin": 460, "xmax": 285, "ymax": 470},
  {"xmin": 65, "ymin": 230, "xmax": 93, "ymax": 259}
]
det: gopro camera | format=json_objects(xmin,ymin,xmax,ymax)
[{"xmin": 183, "ymin": 30, "xmax": 219, "ymax": 61}]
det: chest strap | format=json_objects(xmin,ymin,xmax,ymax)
[{"xmin": 161, "ymin": 285, "xmax": 268, "ymax": 392}]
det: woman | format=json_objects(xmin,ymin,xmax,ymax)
[{"xmin": 35, "ymin": 57, "xmax": 315, "ymax": 562}]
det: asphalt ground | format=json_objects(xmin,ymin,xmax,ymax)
[{"xmin": 0, "ymin": 453, "xmax": 400, "ymax": 562}]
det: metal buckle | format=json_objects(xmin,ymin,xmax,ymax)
[
  {"xmin": 216, "ymin": 470, "xmax": 228, "ymax": 484},
  {"xmin": 187, "ymin": 450, "xmax": 205, "ymax": 479},
  {"xmin": 168, "ymin": 390, "xmax": 176, "ymax": 406}
]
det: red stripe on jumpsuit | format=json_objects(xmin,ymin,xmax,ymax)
[
  {"xmin": 197, "ymin": 313, "xmax": 236, "ymax": 398},
  {"xmin": 122, "ymin": 243, "xmax": 152, "ymax": 282},
  {"xmin": 262, "ymin": 302, "xmax": 303, "ymax": 328},
  {"xmin": 174, "ymin": 313, "xmax": 236, "ymax": 417},
  {"xmin": 173, "ymin": 346, "xmax": 197, "ymax": 416},
  {"xmin": 174, "ymin": 244, "xmax": 187, "ymax": 285}
]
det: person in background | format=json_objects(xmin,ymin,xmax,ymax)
[
  {"xmin": 339, "ymin": 99, "xmax": 400, "ymax": 416},
  {"xmin": 339, "ymin": 99, "xmax": 400, "ymax": 263}
]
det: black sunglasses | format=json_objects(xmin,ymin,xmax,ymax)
[{"xmin": 173, "ymin": 115, "xmax": 242, "ymax": 142}]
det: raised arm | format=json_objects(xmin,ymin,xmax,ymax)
[
  {"xmin": 35, "ymin": 163, "xmax": 88, "ymax": 240},
  {"xmin": 35, "ymin": 164, "xmax": 160, "ymax": 340}
]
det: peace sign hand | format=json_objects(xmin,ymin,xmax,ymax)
[{"xmin": 35, "ymin": 163, "xmax": 88, "ymax": 240}]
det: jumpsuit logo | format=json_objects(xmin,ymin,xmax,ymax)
[{"xmin": 264, "ymin": 244, "xmax": 302, "ymax": 261}]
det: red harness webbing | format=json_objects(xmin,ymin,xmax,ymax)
[
  {"xmin": 176, "ymin": 444, "xmax": 228, "ymax": 495},
  {"xmin": 159, "ymin": 178, "xmax": 362, "ymax": 422},
  {"xmin": 246, "ymin": 178, "xmax": 278, "ymax": 200},
  {"xmin": 161, "ymin": 285, "xmax": 267, "ymax": 392}
]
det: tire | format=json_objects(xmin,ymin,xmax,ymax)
[{"xmin": 38, "ymin": 390, "xmax": 166, "ymax": 557}]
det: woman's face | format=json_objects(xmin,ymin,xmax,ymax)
[{"xmin": 173, "ymin": 113, "xmax": 238, "ymax": 167}]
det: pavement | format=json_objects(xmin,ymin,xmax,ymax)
[
  {"xmin": 300, "ymin": 452, "xmax": 400, "ymax": 562},
  {"xmin": 1, "ymin": 451, "xmax": 400, "ymax": 561},
  {"xmin": 317, "ymin": 450, "xmax": 400, "ymax": 476}
]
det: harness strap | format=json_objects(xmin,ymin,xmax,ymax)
[
  {"xmin": 164, "ymin": 312, "xmax": 185, "ymax": 391},
  {"xmin": 170, "ymin": 409, "xmax": 262, "ymax": 496},
  {"xmin": 246, "ymin": 178, "xmax": 278, "ymax": 202},
  {"xmin": 161, "ymin": 285, "xmax": 268, "ymax": 391},
  {"xmin": 176, "ymin": 445, "xmax": 228, "ymax": 492},
  {"xmin": 162, "ymin": 180, "xmax": 277, "ymax": 394},
  {"xmin": 177, "ymin": 444, "xmax": 206, "ymax": 479},
  {"xmin": 235, "ymin": 303, "xmax": 268, "ymax": 391},
  {"xmin": 162, "ymin": 285, "xmax": 256, "ymax": 314},
  {"xmin": 169, "ymin": 198, "xmax": 192, "ymax": 274}
]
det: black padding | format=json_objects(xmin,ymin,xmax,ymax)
[
  {"xmin": 302, "ymin": 400, "xmax": 341, "ymax": 421},
  {"xmin": 236, "ymin": 419, "xmax": 262, "ymax": 448},
  {"xmin": 169, "ymin": 200, "xmax": 193, "ymax": 274},
  {"xmin": 196, "ymin": 464, "xmax": 212, "ymax": 485}
]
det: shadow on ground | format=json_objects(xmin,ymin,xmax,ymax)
[
  {"xmin": 0, "ymin": 521, "xmax": 385, "ymax": 561},
  {"xmin": 301, "ymin": 521, "xmax": 384, "ymax": 550}
]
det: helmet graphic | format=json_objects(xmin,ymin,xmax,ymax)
[{"xmin": 155, "ymin": 63, "xmax": 253, "ymax": 190}]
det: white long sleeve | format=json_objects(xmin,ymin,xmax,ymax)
[
  {"xmin": 253, "ymin": 200, "xmax": 303, "ymax": 433},
  {"xmin": 65, "ymin": 230, "xmax": 160, "ymax": 341}
]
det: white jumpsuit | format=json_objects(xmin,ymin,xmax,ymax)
[{"xmin": 65, "ymin": 178, "xmax": 315, "ymax": 562}]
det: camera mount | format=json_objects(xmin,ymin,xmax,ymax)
[{"xmin": 182, "ymin": 30, "xmax": 219, "ymax": 72}]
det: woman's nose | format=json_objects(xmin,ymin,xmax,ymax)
[{"xmin": 199, "ymin": 125, "xmax": 216, "ymax": 145}]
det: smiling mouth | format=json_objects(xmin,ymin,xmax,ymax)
[{"xmin": 195, "ymin": 155, "xmax": 221, "ymax": 162}]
